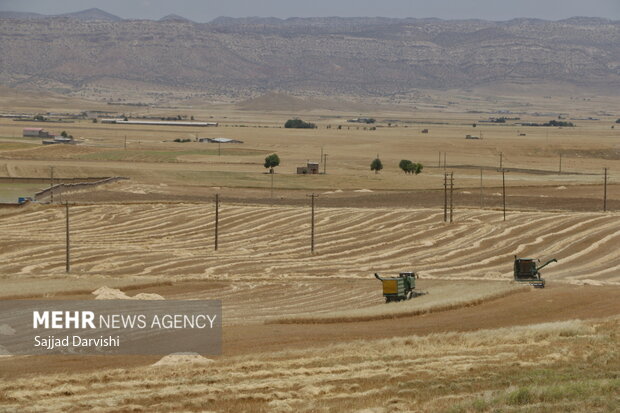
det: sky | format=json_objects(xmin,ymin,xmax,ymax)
[{"xmin": 0, "ymin": 0, "xmax": 619, "ymax": 22}]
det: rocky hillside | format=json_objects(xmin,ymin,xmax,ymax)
[{"xmin": 0, "ymin": 15, "xmax": 618, "ymax": 100}]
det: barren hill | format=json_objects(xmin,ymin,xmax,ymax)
[{"xmin": 0, "ymin": 16, "xmax": 618, "ymax": 100}]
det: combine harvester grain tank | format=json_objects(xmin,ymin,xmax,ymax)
[{"xmin": 374, "ymin": 272, "xmax": 426, "ymax": 303}]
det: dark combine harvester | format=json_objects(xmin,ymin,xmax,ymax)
[{"xmin": 513, "ymin": 256, "xmax": 558, "ymax": 288}]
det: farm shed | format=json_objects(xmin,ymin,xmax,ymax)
[{"xmin": 23, "ymin": 128, "xmax": 50, "ymax": 138}]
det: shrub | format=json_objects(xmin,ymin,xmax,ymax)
[
  {"xmin": 284, "ymin": 119, "xmax": 316, "ymax": 129},
  {"xmin": 399, "ymin": 160, "xmax": 423, "ymax": 174},
  {"xmin": 370, "ymin": 158, "xmax": 383, "ymax": 174}
]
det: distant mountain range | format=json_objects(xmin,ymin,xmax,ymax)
[
  {"xmin": 0, "ymin": 8, "xmax": 123, "ymax": 22},
  {"xmin": 0, "ymin": 9, "xmax": 618, "ymax": 101}
]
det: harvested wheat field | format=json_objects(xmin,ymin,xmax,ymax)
[
  {"xmin": 1, "ymin": 318, "xmax": 618, "ymax": 412},
  {"xmin": 0, "ymin": 203, "xmax": 618, "ymax": 284},
  {"xmin": 0, "ymin": 87, "xmax": 619, "ymax": 412},
  {"xmin": 0, "ymin": 200, "xmax": 619, "ymax": 411}
]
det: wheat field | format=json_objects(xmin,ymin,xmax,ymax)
[
  {"xmin": 1, "ymin": 203, "xmax": 618, "ymax": 284},
  {"xmin": 1, "ymin": 318, "xmax": 617, "ymax": 412},
  {"xmin": 0, "ymin": 91, "xmax": 619, "ymax": 412}
]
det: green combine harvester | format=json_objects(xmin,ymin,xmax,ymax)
[
  {"xmin": 513, "ymin": 256, "xmax": 558, "ymax": 288},
  {"xmin": 374, "ymin": 272, "xmax": 420, "ymax": 303}
]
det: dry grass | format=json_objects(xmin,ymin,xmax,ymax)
[{"xmin": 0, "ymin": 318, "xmax": 616, "ymax": 412}]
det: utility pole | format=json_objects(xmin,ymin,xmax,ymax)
[
  {"xmin": 308, "ymin": 193, "xmax": 318, "ymax": 253},
  {"xmin": 449, "ymin": 172, "xmax": 454, "ymax": 223},
  {"xmin": 443, "ymin": 173, "xmax": 448, "ymax": 222},
  {"xmin": 499, "ymin": 152, "xmax": 503, "ymax": 171},
  {"xmin": 50, "ymin": 166, "xmax": 54, "ymax": 204},
  {"xmin": 218, "ymin": 142, "xmax": 221, "ymax": 157},
  {"xmin": 323, "ymin": 153, "xmax": 328, "ymax": 174},
  {"xmin": 480, "ymin": 168, "xmax": 483, "ymax": 209},
  {"xmin": 438, "ymin": 151, "xmax": 441, "ymax": 168},
  {"xmin": 603, "ymin": 168, "xmax": 608, "ymax": 212},
  {"xmin": 124, "ymin": 135, "xmax": 127, "ymax": 150},
  {"xmin": 502, "ymin": 170, "xmax": 507, "ymax": 221},
  {"xmin": 270, "ymin": 172, "xmax": 274, "ymax": 201},
  {"xmin": 65, "ymin": 202, "xmax": 70, "ymax": 273},
  {"xmin": 443, "ymin": 152, "xmax": 447, "ymax": 171},
  {"xmin": 214, "ymin": 193, "xmax": 219, "ymax": 251}
]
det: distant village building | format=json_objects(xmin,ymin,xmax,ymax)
[
  {"xmin": 421, "ymin": 129, "xmax": 429, "ymax": 133},
  {"xmin": 465, "ymin": 135, "xmax": 480, "ymax": 140},
  {"xmin": 296, "ymin": 162, "xmax": 320, "ymax": 175},
  {"xmin": 42, "ymin": 135, "xmax": 77, "ymax": 145},
  {"xmin": 23, "ymin": 128, "xmax": 50, "ymax": 138},
  {"xmin": 347, "ymin": 118, "xmax": 375, "ymax": 124},
  {"xmin": 101, "ymin": 119, "xmax": 218, "ymax": 127}
]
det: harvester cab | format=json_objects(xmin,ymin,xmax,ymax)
[
  {"xmin": 374, "ymin": 272, "xmax": 418, "ymax": 303},
  {"xmin": 513, "ymin": 256, "xmax": 557, "ymax": 288}
]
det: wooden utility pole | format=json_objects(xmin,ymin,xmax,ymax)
[
  {"xmin": 323, "ymin": 153, "xmax": 328, "ymax": 174},
  {"xmin": 480, "ymin": 168, "xmax": 483, "ymax": 209},
  {"xmin": 499, "ymin": 152, "xmax": 503, "ymax": 171},
  {"xmin": 438, "ymin": 151, "xmax": 441, "ymax": 168},
  {"xmin": 443, "ymin": 152, "xmax": 447, "ymax": 171},
  {"xmin": 50, "ymin": 166, "xmax": 54, "ymax": 203},
  {"xmin": 502, "ymin": 170, "xmax": 507, "ymax": 221},
  {"xmin": 124, "ymin": 135, "xmax": 127, "ymax": 150},
  {"xmin": 65, "ymin": 202, "xmax": 70, "ymax": 273},
  {"xmin": 307, "ymin": 193, "xmax": 318, "ymax": 253},
  {"xmin": 449, "ymin": 172, "xmax": 454, "ymax": 223},
  {"xmin": 603, "ymin": 168, "xmax": 608, "ymax": 212},
  {"xmin": 270, "ymin": 171, "xmax": 274, "ymax": 201},
  {"xmin": 443, "ymin": 173, "xmax": 448, "ymax": 222},
  {"xmin": 214, "ymin": 194, "xmax": 219, "ymax": 251}
]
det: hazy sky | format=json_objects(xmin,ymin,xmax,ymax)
[{"xmin": 1, "ymin": 0, "xmax": 619, "ymax": 21}]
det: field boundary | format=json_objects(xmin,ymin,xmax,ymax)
[
  {"xmin": 0, "ymin": 177, "xmax": 111, "ymax": 184},
  {"xmin": 34, "ymin": 176, "xmax": 129, "ymax": 201}
]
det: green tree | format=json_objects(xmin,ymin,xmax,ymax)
[
  {"xmin": 284, "ymin": 119, "xmax": 317, "ymax": 129},
  {"xmin": 61, "ymin": 131, "xmax": 68, "ymax": 137},
  {"xmin": 399, "ymin": 159, "xmax": 413, "ymax": 174},
  {"xmin": 411, "ymin": 162, "xmax": 423, "ymax": 175},
  {"xmin": 264, "ymin": 153, "xmax": 280, "ymax": 174},
  {"xmin": 399, "ymin": 160, "xmax": 424, "ymax": 175},
  {"xmin": 370, "ymin": 157, "xmax": 383, "ymax": 174}
]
